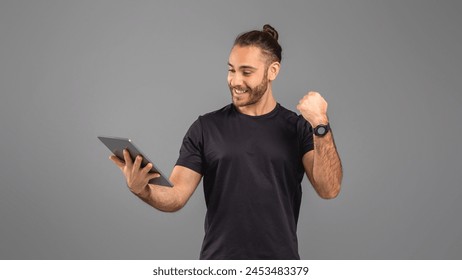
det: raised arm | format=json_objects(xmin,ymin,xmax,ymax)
[
  {"xmin": 110, "ymin": 150, "xmax": 202, "ymax": 212},
  {"xmin": 297, "ymin": 91, "xmax": 343, "ymax": 199}
]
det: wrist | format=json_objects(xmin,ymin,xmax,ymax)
[
  {"xmin": 132, "ymin": 183, "xmax": 151, "ymax": 199},
  {"xmin": 313, "ymin": 122, "xmax": 331, "ymax": 137},
  {"xmin": 309, "ymin": 116, "xmax": 328, "ymax": 127}
]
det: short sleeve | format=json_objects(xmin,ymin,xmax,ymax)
[
  {"xmin": 297, "ymin": 115, "xmax": 314, "ymax": 155},
  {"xmin": 175, "ymin": 117, "xmax": 204, "ymax": 175}
]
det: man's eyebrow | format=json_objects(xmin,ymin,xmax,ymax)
[{"xmin": 228, "ymin": 62, "xmax": 258, "ymax": 70}]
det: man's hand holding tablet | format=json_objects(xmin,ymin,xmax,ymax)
[
  {"xmin": 109, "ymin": 149, "xmax": 161, "ymax": 196},
  {"xmin": 99, "ymin": 136, "xmax": 201, "ymax": 212}
]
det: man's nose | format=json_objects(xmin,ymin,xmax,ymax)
[{"xmin": 229, "ymin": 74, "xmax": 243, "ymax": 87}]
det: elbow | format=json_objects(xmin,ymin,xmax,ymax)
[
  {"xmin": 157, "ymin": 196, "xmax": 188, "ymax": 213},
  {"xmin": 318, "ymin": 183, "xmax": 341, "ymax": 200},
  {"xmin": 159, "ymin": 207, "xmax": 181, "ymax": 213},
  {"xmin": 151, "ymin": 184, "xmax": 188, "ymax": 213},
  {"xmin": 168, "ymin": 203, "xmax": 185, "ymax": 212},
  {"xmin": 157, "ymin": 201, "xmax": 185, "ymax": 213},
  {"xmin": 319, "ymin": 191, "xmax": 340, "ymax": 199}
]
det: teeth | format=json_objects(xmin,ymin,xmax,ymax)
[{"xmin": 235, "ymin": 88, "xmax": 248, "ymax": 94}]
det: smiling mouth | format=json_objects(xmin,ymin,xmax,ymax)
[{"xmin": 234, "ymin": 88, "xmax": 248, "ymax": 94}]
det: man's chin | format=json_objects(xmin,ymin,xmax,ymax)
[
  {"xmin": 231, "ymin": 92, "xmax": 262, "ymax": 108},
  {"xmin": 232, "ymin": 97, "xmax": 250, "ymax": 107},
  {"xmin": 232, "ymin": 99, "xmax": 258, "ymax": 108},
  {"xmin": 232, "ymin": 95, "xmax": 245, "ymax": 106}
]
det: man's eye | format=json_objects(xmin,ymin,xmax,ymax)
[
  {"xmin": 228, "ymin": 69, "xmax": 235, "ymax": 73},
  {"xmin": 243, "ymin": 72, "xmax": 252, "ymax": 75}
]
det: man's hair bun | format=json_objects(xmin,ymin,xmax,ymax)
[
  {"xmin": 233, "ymin": 24, "xmax": 282, "ymax": 63},
  {"xmin": 263, "ymin": 24, "xmax": 278, "ymax": 41}
]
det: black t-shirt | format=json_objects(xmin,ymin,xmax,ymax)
[{"xmin": 175, "ymin": 103, "xmax": 314, "ymax": 259}]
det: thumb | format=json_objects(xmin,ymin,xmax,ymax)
[{"xmin": 296, "ymin": 104, "xmax": 302, "ymax": 112}]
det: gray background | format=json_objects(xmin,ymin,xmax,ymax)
[{"xmin": 1, "ymin": 0, "xmax": 461, "ymax": 259}]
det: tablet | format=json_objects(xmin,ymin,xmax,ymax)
[{"xmin": 98, "ymin": 136, "xmax": 173, "ymax": 187}]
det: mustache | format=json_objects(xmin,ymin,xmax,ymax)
[{"xmin": 229, "ymin": 86, "xmax": 250, "ymax": 91}]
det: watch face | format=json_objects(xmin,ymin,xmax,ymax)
[
  {"xmin": 317, "ymin": 127, "xmax": 326, "ymax": 135},
  {"xmin": 315, "ymin": 124, "xmax": 330, "ymax": 136}
]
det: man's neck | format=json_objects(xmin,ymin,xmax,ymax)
[{"xmin": 235, "ymin": 90, "xmax": 277, "ymax": 116}]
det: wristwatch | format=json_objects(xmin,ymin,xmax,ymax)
[{"xmin": 314, "ymin": 123, "xmax": 330, "ymax": 137}]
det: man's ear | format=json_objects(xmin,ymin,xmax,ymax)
[{"xmin": 267, "ymin": 61, "xmax": 281, "ymax": 81}]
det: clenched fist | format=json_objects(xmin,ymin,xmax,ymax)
[{"xmin": 296, "ymin": 91, "xmax": 329, "ymax": 127}]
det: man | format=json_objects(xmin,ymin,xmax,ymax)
[{"xmin": 110, "ymin": 24, "xmax": 342, "ymax": 259}]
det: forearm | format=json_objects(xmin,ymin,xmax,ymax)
[
  {"xmin": 312, "ymin": 130, "xmax": 343, "ymax": 198},
  {"xmin": 137, "ymin": 184, "xmax": 182, "ymax": 212},
  {"xmin": 133, "ymin": 165, "xmax": 201, "ymax": 212},
  {"xmin": 111, "ymin": 151, "xmax": 199, "ymax": 212}
]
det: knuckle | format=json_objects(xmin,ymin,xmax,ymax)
[{"xmin": 308, "ymin": 91, "xmax": 319, "ymax": 97}]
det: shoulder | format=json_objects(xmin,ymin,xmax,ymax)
[
  {"xmin": 278, "ymin": 104, "xmax": 309, "ymax": 126},
  {"xmin": 200, "ymin": 104, "xmax": 233, "ymax": 120},
  {"xmin": 196, "ymin": 104, "xmax": 234, "ymax": 126},
  {"xmin": 278, "ymin": 104, "xmax": 298, "ymax": 119},
  {"xmin": 277, "ymin": 104, "xmax": 313, "ymax": 139},
  {"xmin": 186, "ymin": 104, "xmax": 233, "ymax": 132}
]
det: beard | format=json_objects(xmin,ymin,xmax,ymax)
[{"xmin": 229, "ymin": 70, "xmax": 269, "ymax": 107}]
